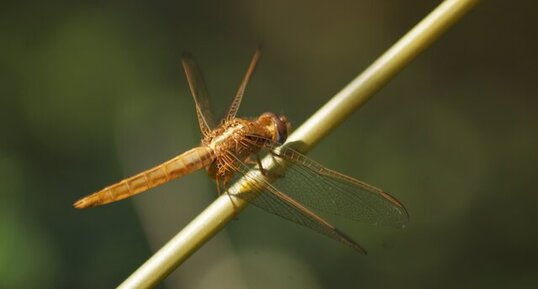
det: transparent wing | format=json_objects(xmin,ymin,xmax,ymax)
[
  {"xmin": 225, "ymin": 47, "xmax": 262, "ymax": 122},
  {"xmin": 250, "ymin": 139, "xmax": 409, "ymax": 228},
  {"xmin": 181, "ymin": 52, "xmax": 216, "ymax": 136},
  {"xmin": 229, "ymin": 153, "xmax": 366, "ymax": 253}
]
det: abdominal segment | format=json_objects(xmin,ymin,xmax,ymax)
[{"xmin": 74, "ymin": 147, "xmax": 215, "ymax": 208}]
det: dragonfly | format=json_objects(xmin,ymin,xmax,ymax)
[{"xmin": 74, "ymin": 48, "xmax": 409, "ymax": 253}]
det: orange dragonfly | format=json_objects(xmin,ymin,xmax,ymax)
[{"xmin": 74, "ymin": 48, "xmax": 408, "ymax": 253}]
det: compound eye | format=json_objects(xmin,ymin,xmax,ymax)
[
  {"xmin": 273, "ymin": 115, "xmax": 288, "ymax": 144},
  {"xmin": 259, "ymin": 112, "xmax": 289, "ymax": 144}
]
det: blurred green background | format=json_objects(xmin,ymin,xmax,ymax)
[{"xmin": 2, "ymin": 0, "xmax": 537, "ymax": 288}]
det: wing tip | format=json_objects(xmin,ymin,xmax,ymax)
[
  {"xmin": 379, "ymin": 190, "xmax": 410, "ymax": 226},
  {"xmin": 354, "ymin": 244, "xmax": 368, "ymax": 255},
  {"xmin": 334, "ymin": 227, "xmax": 368, "ymax": 255}
]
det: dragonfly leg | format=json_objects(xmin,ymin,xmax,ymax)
[
  {"xmin": 268, "ymin": 150, "xmax": 284, "ymax": 162},
  {"xmin": 218, "ymin": 177, "xmax": 240, "ymax": 220},
  {"xmin": 243, "ymin": 154, "xmax": 274, "ymax": 176},
  {"xmin": 255, "ymin": 154, "xmax": 268, "ymax": 175},
  {"xmin": 243, "ymin": 153, "xmax": 273, "ymax": 176},
  {"xmin": 216, "ymin": 176, "xmax": 224, "ymax": 197},
  {"xmin": 255, "ymin": 153, "xmax": 285, "ymax": 179}
]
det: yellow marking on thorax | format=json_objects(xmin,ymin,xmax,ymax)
[{"xmin": 207, "ymin": 123, "xmax": 246, "ymax": 152}]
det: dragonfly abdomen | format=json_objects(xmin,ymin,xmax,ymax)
[{"xmin": 74, "ymin": 147, "xmax": 215, "ymax": 208}]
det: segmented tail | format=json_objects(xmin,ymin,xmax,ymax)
[{"xmin": 74, "ymin": 147, "xmax": 215, "ymax": 208}]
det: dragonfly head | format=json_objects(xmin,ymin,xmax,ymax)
[{"xmin": 258, "ymin": 112, "xmax": 291, "ymax": 144}]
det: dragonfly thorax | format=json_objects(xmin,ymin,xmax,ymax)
[{"xmin": 202, "ymin": 112, "xmax": 290, "ymax": 182}]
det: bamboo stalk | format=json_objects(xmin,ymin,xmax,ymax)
[{"xmin": 118, "ymin": 0, "xmax": 479, "ymax": 287}]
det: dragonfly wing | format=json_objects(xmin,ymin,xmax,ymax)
[
  {"xmin": 230, "ymin": 154, "xmax": 366, "ymax": 253},
  {"xmin": 181, "ymin": 53, "xmax": 216, "ymax": 135},
  {"xmin": 251, "ymin": 139, "xmax": 409, "ymax": 228},
  {"xmin": 225, "ymin": 47, "xmax": 262, "ymax": 122}
]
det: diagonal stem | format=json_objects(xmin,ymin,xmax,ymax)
[{"xmin": 118, "ymin": 0, "xmax": 479, "ymax": 288}]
